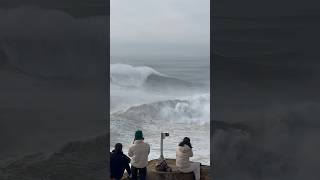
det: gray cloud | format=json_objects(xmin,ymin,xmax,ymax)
[{"xmin": 110, "ymin": 0, "xmax": 210, "ymax": 57}]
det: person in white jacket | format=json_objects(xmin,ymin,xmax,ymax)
[
  {"xmin": 128, "ymin": 130, "xmax": 150, "ymax": 180},
  {"xmin": 176, "ymin": 137, "xmax": 201, "ymax": 180}
]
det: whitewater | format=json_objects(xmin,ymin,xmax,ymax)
[{"xmin": 110, "ymin": 57, "xmax": 210, "ymax": 165}]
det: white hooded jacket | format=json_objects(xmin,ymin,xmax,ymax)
[
  {"xmin": 128, "ymin": 140, "xmax": 150, "ymax": 168},
  {"xmin": 176, "ymin": 144, "xmax": 193, "ymax": 169}
]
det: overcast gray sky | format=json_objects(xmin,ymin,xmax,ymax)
[{"xmin": 110, "ymin": 0, "xmax": 210, "ymax": 57}]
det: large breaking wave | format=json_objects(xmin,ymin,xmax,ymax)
[
  {"xmin": 110, "ymin": 64, "xmax": 162, "ymax": 87},
  {"xmin": 112, "ymin": 93, "xmax": 209, "ymax": 125},
  {"xmin": 110, "ymin": 63, "xmax": 209, "ymax": 119},
  {"xmin": 110, "ymin": 64, "xmax": 194, "ymax": 89}
]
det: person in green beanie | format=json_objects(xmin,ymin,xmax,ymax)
[{"xmin": 128, "ymin": 130, "xmax": 150, "ymax": 180}]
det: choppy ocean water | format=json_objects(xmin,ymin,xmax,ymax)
[{"xmin": 110, "ymin": 56, "xmax": 210, "ymax": 165}]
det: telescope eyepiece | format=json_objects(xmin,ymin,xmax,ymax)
[
  {"xmin": 161, "ymin": 132, "xmax": 169, "ymax": 137},
  {"xmin": 161, "ymin": 132, "xmax": 169, "ymax": 140}
]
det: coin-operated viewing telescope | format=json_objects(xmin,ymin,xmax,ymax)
[{"xmin": 159, "ymin": 132, "xmax": 169, "ymax": 160}]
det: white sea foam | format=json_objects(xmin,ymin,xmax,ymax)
[{"xmin": 161, "ymin": 93, "xmax": 210, "ymax": 125}]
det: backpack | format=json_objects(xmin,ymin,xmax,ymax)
[{"xmin": 155, "ymin": 159, "xmax": 172, "ymax": 172}]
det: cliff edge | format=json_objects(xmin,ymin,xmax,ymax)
[{"xmin": 122, "ymin": 159, "xmax": 210, "ymax": 180}]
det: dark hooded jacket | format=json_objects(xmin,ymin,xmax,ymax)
[{"xmin": 110, "ymin": 150, "xmax": 131, "ymax": 179}]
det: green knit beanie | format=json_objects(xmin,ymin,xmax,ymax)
[{"xmin": 135, "ymin": 130, "xmax": 144, "ymax": 140}]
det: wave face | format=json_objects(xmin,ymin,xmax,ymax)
[
  {"xmin": 110, "ymin": 63, "xmax": 193, "ymax": 89},
  {"xmin": 112, "ymin": 93, "xmax": 209, "ymax": 125}
]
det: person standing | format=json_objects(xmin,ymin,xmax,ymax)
[
  {"xmin": 128, "ymin": 130, "xmax": 150, "ymax": 180},
  {"xmin": 110, "ymin": 143, "xmax": 131, "ymax": 180},
  {"xmin": 176, "ymin": 137, "xmax": 201, "ymax": 180}
]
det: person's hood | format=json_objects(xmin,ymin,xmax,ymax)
[{"xmin": 178, "ymin": 145, "xmax": 191, "ymax": 153}]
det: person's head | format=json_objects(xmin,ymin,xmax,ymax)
[
  {"xmin": 179, "ymin": 137, "xmax": 192, "ymax": 148},
  {"xmin": 134, "ymin": 130, "xmax": 144, "ymax": 141},
  {"xmin": 114, "ymin": 143, "xmax": 123, "ymax": 153}
]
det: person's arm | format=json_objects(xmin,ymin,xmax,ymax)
[
  {"xmin": 125, "ymin": 162, "xmax": 131, "ymax": 176},
  {"xmin": 128, "ymin": 146, "xmax": 134, "ymax": 157},
  {"xmin": 122, "ymin": 154, "xmax": 131, "ymax": 176},
  {"xmin": 125, "ymin": 154, "xmax": 131, "ymax": 163},
  {"xmin": 189, "ymin": 148, "xmax": 193, "ymax": 157}
]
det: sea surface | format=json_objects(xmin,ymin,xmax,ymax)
[{"xmin": 110, "ymin": 56, "xmax": 210, "ymax": 165}]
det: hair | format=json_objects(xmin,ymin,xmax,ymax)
[
  {"xmin": 114, "ymin": 143, "xmax": 123, "ymax": 154},
  {"xmin": 179, "ymin": 137, "xmax": 193, "ymax": 148}
]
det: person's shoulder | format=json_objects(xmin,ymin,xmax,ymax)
[
  {"xmin": 144, "ymin": 142, "xmax": 150, "ymax": 147},
  {"xmin": 110, "ymin": 151, "xmax": 115, "ymax": 157},
  {"xmin": 122, "ymin": 153, "xmax": 130, "ymax": 158},
  {"xmin": 110, "ymin": 152, "xmax": 119, "ymax": 160},
  {"xmin": 177, "ymin": 145, "xmax": 191, "ymax": 152},
  {"xmin": 121, "ymin": 153, "xmax": 131, "ymax": 160},
  {"xmin": 129, "ymin": 143, "xmax": 136, "ymax": 149}
]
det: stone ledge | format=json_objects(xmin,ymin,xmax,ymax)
[{"xmin": 122, "ymin": 159, "xmax": 210, "ymax": 180}]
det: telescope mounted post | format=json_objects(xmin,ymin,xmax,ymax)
[
  {"xmin": 159, "ymin": 132, "xmax": 169, "ymax": 160},
  {"xmin": 160, "ymin": 134, "xmax": 164, "ymax": 160}
]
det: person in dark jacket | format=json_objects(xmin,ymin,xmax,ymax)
[{"xmin": 110, "ymin": 143, "xmax": 131, "ymax": 180}]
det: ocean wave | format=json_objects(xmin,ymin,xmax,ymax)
[
  {"xmin": 111, "ymin": 93, "xmax": 210, "ymax": 125},
  {"xmin": 110, "ymin": 63, "xmax": 193, "ymax": 88},
  {"xmin": 110, "ymin": 64, "xmax": 162, "ymax": 87}
]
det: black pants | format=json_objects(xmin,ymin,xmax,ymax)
[{"xmin": 131, "ymin": 166, "xmax": 147, "ymax": 180}]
